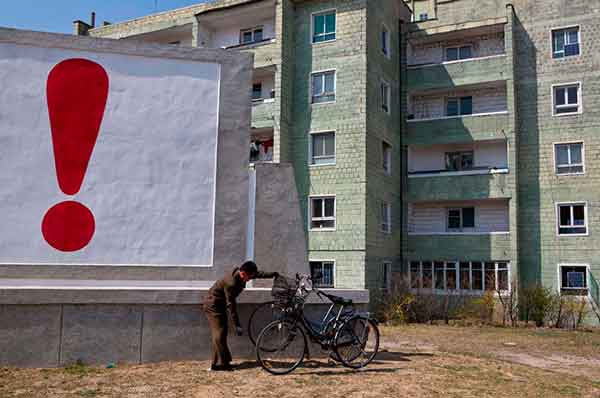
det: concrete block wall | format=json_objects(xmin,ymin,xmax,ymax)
[
  {"xmin": 363, "ymin": 0, "xmax": 411, "ymax": 290},
  {"xmin": 290, "ymin": 0, "xmax": 370, "ymax": 290},
  {"xmin": 510, "ymin": 0, "xmax": 600, "ymax": 292}
]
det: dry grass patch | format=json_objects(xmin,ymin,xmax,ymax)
[{"xmin": 1, "ymin": 325, "xmax": 599, "ymax": 398}]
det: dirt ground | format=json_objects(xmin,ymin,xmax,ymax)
[{"xmin": 2, "ymin": 324, "xmax": 600, "ymax": 398}]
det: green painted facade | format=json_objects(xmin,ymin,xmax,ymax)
[{"xmin": 80, "ymin": 0, "xmax": 600, "ymax": 315}]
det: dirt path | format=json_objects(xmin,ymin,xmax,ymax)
[{"xmin": 2, "ymin": 325, "xmax": 600, "ymax": 398}]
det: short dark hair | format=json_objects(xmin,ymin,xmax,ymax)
[{"xmin": 240, "ymin": 260, "xmax": 258, "ymax": 276}]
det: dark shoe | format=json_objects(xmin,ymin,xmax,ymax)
[{"xmin": 208, "ymin": 364, "xmax": 234, "ymax": 372}]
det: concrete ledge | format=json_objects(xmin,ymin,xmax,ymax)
[{"xmin": 0, "ymin": 280, "xmax": 369, "ymax": 304}]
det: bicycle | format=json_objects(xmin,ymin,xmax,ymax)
[{"xmin": 255, "ymin": 274, "xmax": 380, "ymax": 375}]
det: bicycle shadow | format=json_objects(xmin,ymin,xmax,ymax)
[{"xmin": 235, "ymin": 351, "xmax": 434, "ymax": 375}]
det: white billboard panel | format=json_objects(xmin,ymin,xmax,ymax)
[{"xmin": 0, "ymin": 43, "xmax": 220, "ymax": 266}]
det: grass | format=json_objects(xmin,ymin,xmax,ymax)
[{"xmin": 1, "ymin": 324, "xmax": 599, "ymax": 398}]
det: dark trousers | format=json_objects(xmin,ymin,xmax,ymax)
[{"xmin": 204, "ymin": 309, "xmax": 232, "ymax": 366}]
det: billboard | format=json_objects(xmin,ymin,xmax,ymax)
[{"xmin": 0, "ymin": 42, "xmax": 221, "ymax": 266}]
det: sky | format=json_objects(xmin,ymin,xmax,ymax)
[{"xmin": 0, "ymin": 0, "xmax": 209, "ymax": 34}]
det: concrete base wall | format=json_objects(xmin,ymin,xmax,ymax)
[{"xmin": 0, "ymin": 288, "xmax": 368, "ymax": 367}]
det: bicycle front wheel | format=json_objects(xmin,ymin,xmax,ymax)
[
  {"xmin": 248, "ymin": 301, "xmax": 286, "ymax": 346},
  {"xmin": 256, "ymin": 320, "xmax": 307, "ymax": 375},
  {"xmin": 334, "ymin": 316, "xmax": 379, "ymax": 369}
]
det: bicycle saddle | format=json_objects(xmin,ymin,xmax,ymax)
[{"xmin": 321, "ymin": 291, "xmax": 353, "ymax": 306}]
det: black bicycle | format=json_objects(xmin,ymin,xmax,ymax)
[{"xmin": 255, "ymin": 274, "xmax": 379, "ymax": 375}]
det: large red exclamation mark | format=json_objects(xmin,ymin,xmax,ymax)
[{"xmin": 42, "ymin": 58, "xmax": 109, "ymax": 252}]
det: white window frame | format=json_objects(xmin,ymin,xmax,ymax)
[
  {"xmin": 311, "ymin": 9, "xmax": 337, "ymax": 45},
  {"xmin": 550, "ymin": 25, "xmax": 581, "ymax": 59},
  {"xmin": 557, "ymin": 263, "xmax": 590, "ymax": 296},
  {"xmin": 556, "ymin": 202, "xmax": 588, "ymax": 237},
  {"xmin": 309, "ymin": 259, "xmax": 336, "ymax": 288},
  {"xmin": 553, "ymin": 141, "xmax": 585, "ymax": 176},
  {"xmin": 381, "ymin": 24, "xmax": 391, "ymax": 58},
  {"xmin": 446, "ymin": 207, "xmax": 476, "ymax": 232},
  {"xmin": 410, "ymin": 260, "xmax": 511, "ymax": 294},
  {"xmin": 382, "ymin": 261, "xmax": 392, "ymax": 290},
  {"xmin": 380, "ymin": 201, "xmax": 391, "ymax": 234},
  {"xmin": 240, "ymin": 26, "xmax": 264, "ymax": 45},
  {"xmin": 382, "ymin": 140, "xmax": 392, "ymax": 175},
  {"xmin": 444, "ymin": 44, "xmax": 473, "ymax": 62},
  {"xmin": 552, "ymin": 82, "xmax": 582, "ymax": 116},
  {"xmin": 381, "ymin": 79, "xmax": 391, "ymax": 114},
  {"xmin": 308, "ymin": 130, "xmax": 336, "ymax": 167},
  {"xmin": 309, "ymin": 195, "xmax": 336, "ymax": 231},
  {"xmin": 310, "ymin": 69, "xmax": 336, "ymax": 105}
]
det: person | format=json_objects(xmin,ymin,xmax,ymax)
[{"xmin": 203, "ymin": 260, "xmax": 278, "ymax": 371}]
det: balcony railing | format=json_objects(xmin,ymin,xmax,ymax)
[
  {"xmin": 407, "ymin": 54, "xmax": 508, "ymax": 92},
  {"xmin": 407, "ymin": 172, "xmax": 511, "ymax": 202},
  {"xmin": 404, "ymin": 112, "xmax": 509, "ymax": 146}
]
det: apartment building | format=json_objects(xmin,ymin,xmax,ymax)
[{"xmin": 74, "ymin": 0, "xmax": 599, "ymax": 310}]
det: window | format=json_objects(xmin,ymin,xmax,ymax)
[
  {"xmin": 310, "ymin": 260, "xmax": 334, "ymax": 288},
  {"xmin": 382, "ymin": 141, "xmax": 392, "ymax": 175},
  {"xmin": 252, "ymin": 83, "xmax": 262, "ymax": 101},
  {"xmin": 240, "ymin": 26, "xmax": 263, "ymax": 45},
  {"xmin": 380, "ymin": 201, "xmax": 391, "ymax": 233},
  {"xmin": 411, "ymin": 260, "xmax": 510, "ymax": 292},
  {"xmin": 445, "ymin": 151, "xmax": 474, "ymax": 171},
  {"xmin": 381, "ymin": 26, "xmax": 390, "ymax": 57},
  {"xmin": 553, "ymin": 83, "xmax": 580, "ymax": 115},
  {"xmin": 445, "ymin": 45, "xmax": 473, "ymax": 61},
  {"xmin": 382, "ymin": 262, "xmax": 392, "ymax": 290},
  {"xmin": 310, "ymin": 131, "xmax": 335, "ymax": 165},
  {"xmin": 381, "ymin": 80, "xmax": 391, "ymax": 113},
  {"xmin": 310, "ymin": 196, "xmax": 335, "ymax": 230},
  {"xmin": 313, "ymin": 10, "xmax": 336, "ymax": 43},
  {"xmin": 447, "ymin": 207, "xmax": 475, "ymax": 231},
  {"xmin": 446, "ymin": 96, "xmax": 472, "ymax": 116},
  {"xmin": 418, "ymin": 13, "xmax": 428, "ymax": 21},
  {"xmin": 557, "ymin": 203, "xmax": 587, "ymax": 235},
  {"xmin": 555, "ymin": 142, "xmax": 584, "ymax": 175},
  {"xmin": 552, "ymin": 27, "xmax": 580, "ymax": 59},
  {"xmin": 559, "ymin": 265, "xmax": 588, "ymax": 295},
  {"xmin": 311, "ymin": 70, "xmax": 336, "ymax": 104}
]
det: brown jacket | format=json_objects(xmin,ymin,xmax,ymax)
[{"xmin": 203, "ymin": 267, "xmax": 277, "ymax": 327}]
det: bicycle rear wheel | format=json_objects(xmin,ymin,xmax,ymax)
[
  {"xmin": 256, "ymin": 320, "xmax": 307, "ymax": 375},
  {"xmin": 248, "ymin": 301, "xmax": 286, "ymax": 346},
  {"xmin": 334, "ymin": 316, "xmax": 379, "ymax": 369}
]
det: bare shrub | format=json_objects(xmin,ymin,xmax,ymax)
[{"xmin": 520, "ymin": 284, "xmax": 553, "ymax": 327}]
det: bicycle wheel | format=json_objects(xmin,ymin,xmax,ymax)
[
  {"xmin": 248, "ymin": 301, "xmax": 285, "ymax": 346},
  {"xmin": 256, "ymin": 320, "xmax": 307, "ymax": 375},
  {"xmin": 334, "ymin": 316, "xmax": 379, "ymax": 369}
]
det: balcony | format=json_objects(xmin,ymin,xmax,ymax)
[
  {"xmin": 250, "ymin": 127, "xmax": 274, "ymax": 163},
  {"xmin": 405, "ymin": 233, "xmax": 512, "ymax": 262},
  {"xmin": 405, "ymin": 111, "xmax": 509, "ymax": 146},
  {"xmin": 408, "ymin": 139, "xmax": 508, "ymax": 176},
  {"xmin": 406, "ymin": 133, "xmax": 510, "ymax": 204},
  {"xmin": 251, "ymin": 66, "xmax": 276, "ymax": 129},
  {"xmin": 408, "ymin": 199, "xmax": 510, "ymax": 235},
  {"xmin": 407, "ymin": 55, "xmax": 507, "ymax": 92},
  {"xmin": 252, "ymin": 100, "xmax": 276, "ymax": 129},
  {"xmin": 196, "ymin": 0, "xmax": 277, "ymax": 67},
  {"xmin": 407, "ymin": 172, "xmax": 511, "ymax": 202}
]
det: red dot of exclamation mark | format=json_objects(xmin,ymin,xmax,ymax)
[{"xmin": 42, "ymin": 58, "xmax": 109, "ymax": 252}]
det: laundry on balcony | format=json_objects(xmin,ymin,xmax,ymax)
[{"xmin": 250, "ymin": 138, "xmax": 274, "ymax": 162}]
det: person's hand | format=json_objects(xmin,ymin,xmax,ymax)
[{"xmin": 235, "ymin": 326, "xmax": 244, "ymax": 336}]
